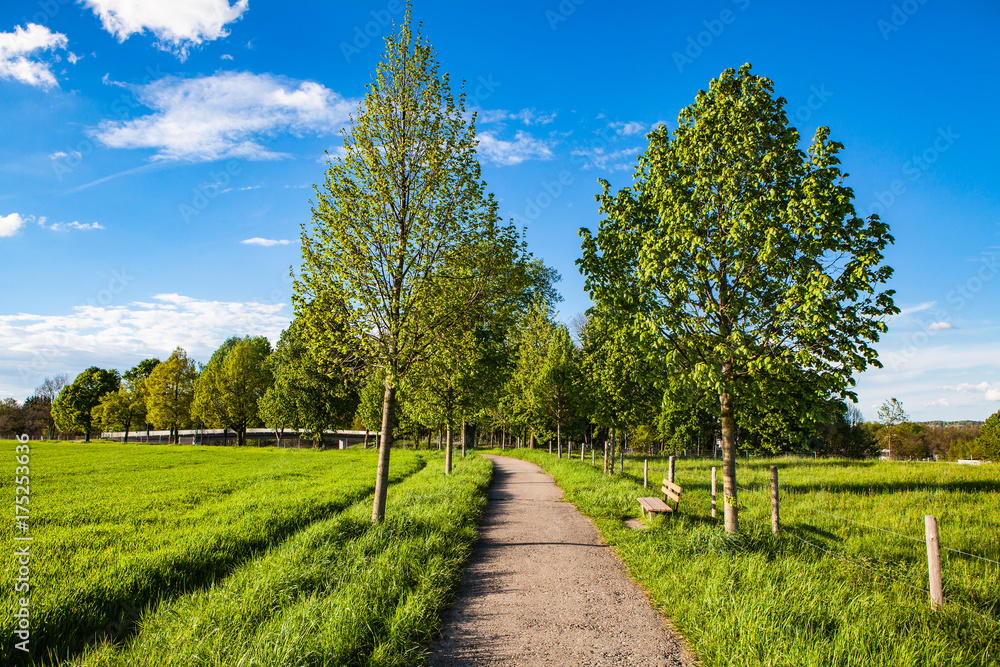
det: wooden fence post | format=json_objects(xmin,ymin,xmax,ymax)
[
  {"xmin": 644, "ymin": 459, "xmax": 648, "ymax": 488},
  {"xmin": 925, "ymin": 515, "xmax": 944, "ymax": 610},
  {"xmin": 668, "ymin": 456, "xmax": 676, "ymax": 484},
  {"xmin": 581, "ymin": 443, "xmax": 585, "ymax": 463},
  {"xmin": 711, "ymin": 466, "xmax": 717, "ymax": 519},
  {"xmin": 568, "ymin": 441, "xmax": 572, "ymax": 459},
  {"xmin": 770, "ymin": 465, "xmax": 780, "ymax": 534},
  {"xmin": 603, "ymin": 443, "xmax": 608, "ymax": 474}
]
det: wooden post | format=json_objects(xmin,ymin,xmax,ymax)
[
  {"xmin": 568, "ymin": 441, "xmax": 572, "ymax": 459},
  {"xmin": 581, "ymin": 442, "xmax": 585, "ymax": 463},
  {"xmin": 711, "ymin": 466, "xmax": 717, "ymax": 519},
  {"xmin": 644, "ymin": 459, "xmax": 648, "ymax": 488},
  {"xmin": 603, "ymin": 443, "xmax": 608, "ymax": 474},
  {"xmin": 668, "ymin": 455, "xmax": 676, "ymax": 484},
  {"xmin": 592, "ymin": 450, "xmax": 595, "ymax": 466},
  {"xmin": 925, "ymin": 515, "xmax": 943, "ymax": 610},
  {"xmin": 770, "ymin": 465, "xmax": 780, "ymax": 534}
]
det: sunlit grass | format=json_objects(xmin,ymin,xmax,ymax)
[
  {"xmin": 494, "ymin": 449, "xmax": 1000, "ymax": 667},
  {"xmin": 0, "ymin": 440, "xmax": 425, "ymax": 665},
  {"xmin": 75, "ymin": 452, "xmax": 491, "ymax": 667}
]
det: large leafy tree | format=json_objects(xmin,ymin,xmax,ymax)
[
  {"xmin": 145, "ymin": 348, "xmax": 198, "ymax": 443},
  {"xmin": 51, "ymin": 367, "xmax": 120, "ymax": 441},
  {"xmin": 124, "ymin": 358, "xmax": 160, "ymax": 437},
  {"xmin": 294, "ymin": 12, "xmax": 519, "ymax": 523},
  {"xmin": 260, "ymin": 321, "xmax": 358, "ymax": 447},
  {"xmin": 579, "ymin": 64, "xmax": 897, "ymax": 532},
  {"xmin": 192, "ymin": 336, "xmax": 273, "ymax": 447},
  {"xmin": 93, "ymin": 359, "xmax": 159, "ymax": 443}
]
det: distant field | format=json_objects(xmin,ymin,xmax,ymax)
[
  {"xmin": 496, "ymin": 449, "xmax": 1000, "ymax": 667},
  {"xmin": 0, "ymin": 440, "xmax": 489, "ymax": 666}
]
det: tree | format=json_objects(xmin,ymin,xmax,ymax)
[
  {"xmin": 534, "ymin": 324, "xmax": 579, "ymax": 455},
  {"xmin": 877, "ymin": 397, "xmax": 908, "ymax": 459},
  {"xmin": 51, "ymin": 367, "xmax": 120, "ymax": 441},
  {"xmin": 294, "ymin": 12, "xmax": 520, "ymax": 523},
  {"xmin": 260, "ymin": 321, "xmax": 358, "ymax": 447},
  {"xmin": 124, "ymin": 358, "xmax": 160, "ymax": 437},
  {"xmin": 579, "ymin": 64, "xmax": 897, "ymax": 532},
  {"xmin": 0, "ymin": 398, "xmax": 25, "ymax": 439},
  {"xmin": 192, "ymin": 337, "xmax": 272, "ymax": 447},
  {"xmin": 33, "ymin": 374, "xmax": 68, "ymax": 439},
  {"xmin": 92, "ymin": 387, "xmax": 144, "ymax": 443},
  {"xmin": 145, "ymin": 348, "xmax": 198, "ymax": 443}
]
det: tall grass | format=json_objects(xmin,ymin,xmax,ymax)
[
  {"xmin": 495, "ymin": 449, "xmax": 1000, "ymax": 667},
  {"xmin": 0, "ymin": 441, "xmax": 425, "ymax": 665},
  {"xmin": 75, "ymin": 452, "xmax": 492, "ymax": 667}
]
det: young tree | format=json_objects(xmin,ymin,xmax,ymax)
[
  {"xmin": 192, "ymin": 336, "xmax": 272, "ymax": 447},
  {"xmin": 33, "ymin": 374, "xmax": 68, "ymax": 439},
  {"xmin": 124, "ymin": 358, "xmax": 160, "ymax": 437},
  {"xmin": 877, "ymin": 397, "xmax": 908, "ymax": 459},
  {"xmin": 145, "ymin": 348, "xmax": 198, "ymax": 443},
  {"xmin": 51, "ymin": 367, "xmax": 120, "ymax": 441},
  {"xmin": 579, "ymin": 64, "xmax": 897, "ymax": 532},
  {"xmin": 92, "ymin": 387, "xmax": 144, "ymax": 442},
  {"xmin": 534, "ymin": 324, "xmax": 579, "ymax": 455},
  {"xmin": 294, "ymin": 12, "xmax": 520, "ymax": 523}
]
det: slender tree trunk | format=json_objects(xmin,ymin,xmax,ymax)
[
  {"xmin": 445, "ymin": 423, "xmax": 453, "ymax": 475},
  {"xmin": 461, "ymin": 419, "xmax": 466, "ymax": 458},
  {"xmin": 426, "ymin": 428, "xmax": 432, "ymax": 450},
  {"xmin": 720, "ymin": 388, "xmax": 739, "ymax": 533},
  {"xmin": 372, "ymin": 381, "xmax": 396, "ymax": 524},
  {"xmin": 364, "ymin": 429, "xmax": 370, "ymax": 449},
  {"xmin": 557, "ymin": 422, "xmax": 562, "ymax": 458}
]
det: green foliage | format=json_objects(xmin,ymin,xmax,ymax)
[
  {"xmin": 579, "ymin": 63, "xmax": 898, "ymax": 529},
  {"xmin": 51, "ymin": 366, "xmax": 121, "ymax": 441},
  {"xmin": 91, "ymin": 386, "xmax": 146, "ymax": 441},
  {"xmin": 0, "ymin": 398, "xmax": 24, "ymax": 438},
  {"xmin": 192, "ymin": 336, "xmax": 273, "ymax": 446},
  {"xmin": 498, "ymin": 449, "xmax": 1000, "ymax": 667},
  {"xmin": 144, "ymin": 347, "xmax": 198, "ymax": 441},
  {"xmin": 533, "ymin": 324, "xmax": 580, "ymax": 446},
  {"xmin": 260, "ymin": 321, "xmax": 358, "ymax": 446}
]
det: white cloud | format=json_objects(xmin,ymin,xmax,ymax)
[
  {"xmin": 82, "ymin": 0, "xmax": 249, "ymax": 60},
  {"xmin": 987, "ymin": 388, "xmax": 1000, "ymax": 401},
  {"xmin": 0, "ymin": 213, "xmax": 27, "ymax": 237},
  {"xmin": 241, "ymin": 237, "xmax": 289, "ymax": 247},
  {"xmin": 221, "ymin": 53, "xmax": 233, "ymax": 60},
  {"xmin": 928, "ymin": 322, "xmax": 953, "ymax": 330},
  {"xmin": 927, "ymin": 398, "xmax": 950, "ymax": 407},
  {"xmin": 895, "ymin": 301, "xmax": 935, "ymax": 317},
  {"xmin": 944, "ymin": 382, "xmax": 992, "ymax": 393},
  {"xmin": 571, "ymin": 145, "xmax": 642, "ymax": 171},
  {"xmin": 476, "ymin": 131, "xmax": 553, "ymax": 166},
  {"xmin": 93, "ymin": 72, "xmax": 355, "ymax": 162},
  {"xmin": 49, "ymin": 221, "xmax": 104, "ymax": 232},
  {"xmin": 0, "ymin": 23, "xmax": 72, "ymax": 89},
  {"xmin": 0, "ymin": 293, "xmax": 289, "ymax": 399},
  {"xmin": 609, "ymin": 120, "xmax": 645, "ymax": 136},
  {"xmin": 476, "ymin": 108, "xmax": 557, "ymax": 126}
]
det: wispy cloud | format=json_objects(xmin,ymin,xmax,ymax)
[
  {"xmin": 0, "ymin": 23, "xmax": 74, "ymax": 89},
  {"xmin": 477, "ymin": 108, "xmax": 557, "ymax": 126},
  {"xmin": 609, "ymin": 120, "xmax": 645, "ymax": 136},
  {"xmin": 241, "ymin": 237, "xmax": 289, "ymax": 247},
  {"xmin": 81, "ymin": 0, "xmax": 249, "ymax": 60},
  {"xmin": 928, "ymin": 322, "xmax": 953, "ymax": 330},
  {"xmin": 93, "ymin": 72, "xmax": 355, "ymax": 162},
  {"xmin": 49, "ymin": 221, "xmax": 104, "ymax": 232},
  {"xmin": 571, "ymin": 145, "xmax": 642, "ymax": 171},
  {"xmin": 476, "ymin": 131, "xmax": 553, "ymax": 166}
]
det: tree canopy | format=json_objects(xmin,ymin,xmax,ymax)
[{"xmin": 51, "ymin": 366, "xmax": 120, "ymax": 441}]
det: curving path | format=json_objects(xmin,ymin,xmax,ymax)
[{"xmin": 429, "ymin": 455, "xmax": 694, "ymax": 666}]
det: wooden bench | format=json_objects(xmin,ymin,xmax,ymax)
[{"xmin": 637, "ymin": 479, "xmax": 682, "ymax": 520}]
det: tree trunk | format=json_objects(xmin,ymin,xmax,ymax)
[
  {"xmin": 720, "ymin": 389, "xmax": 739, "ymax": 533},
  {"xmin": 372, "ymin": 381, "xmax": 396, "ymax": 524},
  {"xmin": 461, "ymin": 419, "xmax": 466, "ymax": 458},
  {"xmin": 364, "ymin": 429, "xmax": 370, "ymax": 449},
  {"xmin": 445, "ymin": 423, "xmax": 453, "ymax": 475},
  {"xmin": 557, "ymin": 422, "xmax": 562, "ymax": 458}
]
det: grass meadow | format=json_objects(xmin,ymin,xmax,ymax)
[
  {"xmin": 0, "ymin": 440, "xmax": 490, "ymax": 666},
  {"xmin": 494, "ymin": 448, "xmax": 1000, "ymax": 667}
]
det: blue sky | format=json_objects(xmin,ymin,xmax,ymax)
[{"xmin": 0, "ymin": 0, "xmax": 997, "ymax": 422}]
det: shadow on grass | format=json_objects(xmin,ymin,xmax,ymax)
[{"xmin": 18, "ymin": 457, "xmax": 428, "ymax": 667}]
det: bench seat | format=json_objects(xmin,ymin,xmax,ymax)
[
  {"xmin": 637, "ymin": 479, "xmax": 682, "ymax": 521},
  {"xmin": 637, "ymin": 496, "xmax": 673, "ymax": 516}
]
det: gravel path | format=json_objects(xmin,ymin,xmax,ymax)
[{"xmin": 429, "ymin": 455, "xmax": 695, "ymax": 666}]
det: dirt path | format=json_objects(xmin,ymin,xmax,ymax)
[{"xmin": 428, "ymin": 455, "xmax": 695, "ymax": 666}]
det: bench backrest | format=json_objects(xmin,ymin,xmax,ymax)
[{"xmin": 661, "ymin": 480, "xmax": 682, "ymax": 508}]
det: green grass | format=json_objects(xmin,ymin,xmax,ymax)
[
  {"xmin": 76, "ymin": 452, "xmax": 491, "ymax": 667},
  {"xmin": 0, "ymin": 440, "xmax": 426, "ymax": 665},
  {"xmin": 492, "ymin": 449, "xmax": 1000, "ymax": 667}
]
